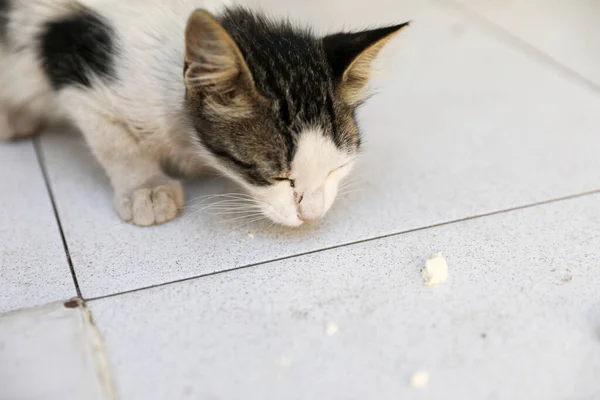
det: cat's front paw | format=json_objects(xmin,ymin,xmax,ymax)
[{"xmin": 115, "ymin": 179, "xmax": 185, "ymax": 226}]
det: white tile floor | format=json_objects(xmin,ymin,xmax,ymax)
[
  {"xmin": 1, "ymin": 0, "xmax": 600, "ymax": 399},
  {"xmin": 0, "ymin": 141, "xmax": 74, "ymax": 313},
  {"xmin": 456, "ymin": 0, "xmax": 600, "ymax": 87},
  {"xmin": 0, "ymin": 301, "xmax": 114, "ymax": 400},
  {"xmin": 90, "ymin": 193, "xmax": 600, "ymax": 400}
]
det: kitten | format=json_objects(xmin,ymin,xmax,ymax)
[{"xmin": 0, "ymin": 0, "xmax": 408, "ymax": 227}]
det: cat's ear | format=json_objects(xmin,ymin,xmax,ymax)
[
  {"xmin": 323, "ymin": 22, "xmax": 409, "ymax": 105},
  {"xmin": 184, "ymin": 9, "xmax": 258, "ymax": 115}
]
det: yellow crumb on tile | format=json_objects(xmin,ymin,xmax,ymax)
[
  {"xmin": 410, "ymin": 370, "xmax": 429, "ymax": 389},
  {"xmin": 276, "ymin": 356, "xmax": 292, "ymax": 369},
  {"xmin": 325, "ymin": 322, "xmax": 338, "ymax": 336},
  {"xmin": 421, "ymin": 253, "xmax": 448, "ymax": 286}
]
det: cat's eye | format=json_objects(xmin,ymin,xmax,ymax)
[
  {"xmin": 274, "ymin": 177, "xmax": 295, "ymax": 188},
  {"xmin": 328, "ymin": 162, "xmax": 350, "ymax": 177}
]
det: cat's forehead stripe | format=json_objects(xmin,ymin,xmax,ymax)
[{"xmin": 220, "ymin": 9, "xmax": 338, "ymax": 135}]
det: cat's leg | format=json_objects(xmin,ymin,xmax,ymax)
[
  {"xmin": 0, "ymin": 107, "xmax": 36, "ymax": 140},
  {"xmin": 0, "ymin": 110, "xmax": 12, "ymax": 140},
  {"xmin": 60, "ymin": 93, "xmax": 185, "ymax": 226},
  {"xmin": 0, "ymin": 103, "xmax": 48, "ymax": 140},
  {"xmin": 0, "ymin": 49, "xmax": 62, "ymax": 140}
]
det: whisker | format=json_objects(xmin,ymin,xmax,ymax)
[
  {"xmin": 188, "ymin": 199, "xmax": 265, "ymax": 212},
  {"xmin": 337, "ymin": 189, "xmax": 362, "ymax": 197},
  {"xmin": 195, "ymin": 207, "xmax": 259, "ymax": 212},
  {"xmin": 339, "ymin": 180, "xmax": 362, "ymax": 190},
  {"xmin": 185, "ymin": 200, "xmax": 253, "ymax": 218},
  {"xmin": 183, "ymin": 203, "xmax": 263, "ymax": 222},
  {"xmin": 182, "ymin": 208, "xmax": 208, "ymax": 223},
  {"xmin": 192, "ymin": 202, "xmax": 263, "ymax": 210},
  {"xmin": 205, "ymin": 209, "xmax": 265, "ymax": 216},
  {"xmin": 187, "ymin": 198, "xmax": 254, "ymax": 209},
  {"xmin": 191, "ymin": 193, "xmax": 255, "ymax": 201},
  {"xmin": 186, "ymin": 192, "xmax": 256, "ymax": 206},
  {"xmin": 220, "ymin": 213, "xmax": 265, "ymax": 224},
  {"xmin": 235, "ymin": 216, "xmax": 268, "ymax": 229},
  {"xmin": 190, "ymin": 191, "xmax": 254, "ymax": 199},
  {"xmin": 182, "ymin": 190, "xmax": 269, "ymax": 224}
]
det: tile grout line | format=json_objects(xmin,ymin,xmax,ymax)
[
  {"xmin": 437, "ymin": 0, "xmax": 600, "ymax": 97},
  {"xmin": 86, "ymin": 187, "xmax": 600, "ymax": 302},
  {"xmin": 33, "ymin": 138, "xmax": 82, "ymax": 298}
]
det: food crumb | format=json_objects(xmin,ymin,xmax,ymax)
[
  {"xmin": 421, "ymin": 253, "xmax": 448, "ymax": 286},
  {"xmin": 325, "ymin": 322, "xmax": 338, "ymax": 336},
  {"xmin": 248, "ymin": 233, "xmax": 255, "ymax": 239},
  {"xmin": 276, "ymin": 356, "xmax": 292, "ymax": 369},
  {"xmin": 559, "ymin": 270, "xmax": 572, "ymax": 284},
  {"xmin": 560, "ymin": 275, "xmax": 572, "ymax": 284},
  {"xmin": 410, "ymin": 370, "xmax": 429, "ymax": 389}
]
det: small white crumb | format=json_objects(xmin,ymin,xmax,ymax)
[
  {"xmin": 421, "ymin": 253, "xmax": 448, "ymax": 286},
  {"xmin": 276, "ymin": 356, "xmax": 293, "ymax": 369},
  {"xmin": 248, "ymin": 233, "xmax": 255, "ymax": 239},
  {"xmin": 325, "ymin": 322, "xmax": 339, "ymax": 336},
  {"xmin": 559, "ymin": 269, "xmax": 572, "ymax": 284},
  {"xmin": 410, "ymin": 370, "xmax": 429, "ymax": 389}
]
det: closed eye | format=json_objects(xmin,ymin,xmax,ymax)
[
  {"xmin": 274, "ymin": 177, "xmax": 296, "ymax": 188},
  {"xmin": 328, "ymin": 162, "xmax": 349, "ymax": 176}
]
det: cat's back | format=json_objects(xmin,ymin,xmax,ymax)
[
  {"xmin": 0, "ymin": 0, "xmax": 225, "ymax": 142},
  {"xmin": 3, "ymin": 0, "xmax": 223, "ymax": 55},
  {"xmin": 1, "ymin": 0, "xmax": 226, "ymax": 113}
]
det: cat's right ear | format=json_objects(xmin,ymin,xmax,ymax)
[
  {"xmin": 184, "ymin": 10, "xmax": 259, "ymax": 116},
  {"xmin": 323, "ymin": 22, "xmax": 409, "ymax": 106}
]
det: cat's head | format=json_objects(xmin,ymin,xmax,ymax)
[{"xmin": 183, "ymin": 8, "xmax": 408, "ymax": 226}]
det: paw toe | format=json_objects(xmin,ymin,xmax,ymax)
[
  {"xmin": 168, "ymin": 181, "xmax": 185, "ymax": 208},
  {"xmin": 132, "ymin": 188, "xmax": 156, "ymax": 226},
  {"xmin": 115, "ymin": 195, "xmax": 133, "ymax": 222},
  {"xmin": 115, "ymin": 180, "xmax": 183, "ymax": 226},
  {"xmin": 152, "ymin": 186, "xmax": 179, "ymax": 225}
]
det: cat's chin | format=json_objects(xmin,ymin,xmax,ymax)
[
  {"xmin": 260, "ymin": 207, "xmax": 305, "ymax": 228},
  {"xmin": 269, "ymin": 215, "xmax": 305, "ymax": 228},
  {"xmin": 281, "ymin": 220, "xmax": 304, "ymax": 228}
]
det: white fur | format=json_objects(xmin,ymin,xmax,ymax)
[
  {"xmin": 252, "ymin": 129, "xmax": 354, "ymax": 226},
  {"xmin": 0, "ymin": 0, "xmax": 353, "ymax": 227}
]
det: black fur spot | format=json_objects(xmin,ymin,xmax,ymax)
[
  {"xmin": 0, "ymin": 0, "xmax": 11, "ymax": 43},
  {"xmin": 39, "ymin": 8, "xmax": 117, "ymax": 90}
]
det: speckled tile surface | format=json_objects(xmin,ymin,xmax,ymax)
[
  {"xmin": 39, "ymin": 0, "xmax": 600, "ymax": 299},
  {"xmin": 0, "ymin": 141, "xmax": 73, "ymax": 313},
  {"xmin": 0, "ymin": 301, "xmax": 114, "ymax": 400},
  {"xmin": 2, "ymin": 0, "xmax": 599, "ymax": 398},
  {"xmin": 90, "ymin": 193, "xmax": 600, "ymax": 400},
  {"xmin": 454, "ymin": 0, "xmax": 600, "ymax": 87}
]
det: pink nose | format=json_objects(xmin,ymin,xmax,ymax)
[{"xmin": 295, "ymin": 191, "xmax": 324, "ymax": 223}]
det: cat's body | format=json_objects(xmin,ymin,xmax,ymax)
[
  {"xmin": 1, "ymin": 0, "xmax": 218, "ymax": 225},
  {"xmin": 0, "ymin": 0, "xmax": 407, "ymax": 226}
]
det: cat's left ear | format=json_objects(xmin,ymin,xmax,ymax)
[
  {"xmin": 184, "ymin": 9, "xmax": 260, "ymax": 118},
  {"xmin": 323, "ymin": 22, "xmax": 410, "ymax": 105}
]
